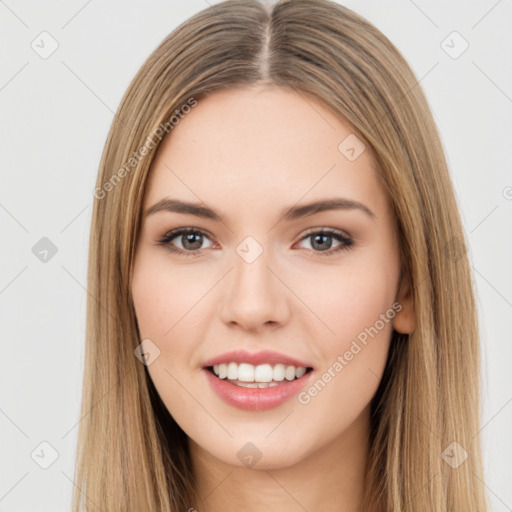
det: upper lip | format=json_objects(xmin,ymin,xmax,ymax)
[{"xmin": 202, "ymin": 349, "xmax": 313, "ymax": 369}]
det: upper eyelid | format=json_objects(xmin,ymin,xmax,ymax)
[{"xmin": 159, "ymin": 226, "xmax": 352, "ymax": 246}]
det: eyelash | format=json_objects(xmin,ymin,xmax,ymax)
[{"xmin": 156, "ymin": 227, "xmax": 354, "ymax": 258}]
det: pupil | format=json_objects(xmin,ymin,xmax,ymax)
[
  {"xmin": 183, "ymin": 233, "xmax": 202, "ymax": 250},
  {"xmin": 312, "ymin": 234, "xmax": 331, "ymax": 251}
]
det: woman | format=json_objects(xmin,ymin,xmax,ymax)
[{"xmin": 73, "ymin": 0, "xmax": 489, "ymax": 510}]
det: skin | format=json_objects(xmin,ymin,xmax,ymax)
[{"xmin": 131, "ymin": 85, "xmax": 416, "ymax": 512}]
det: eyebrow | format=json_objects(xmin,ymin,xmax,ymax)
[{"xmin": 144, "ymin": 197, "xmax": 375, "ymax": 221}]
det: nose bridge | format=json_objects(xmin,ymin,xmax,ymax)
[
  {"xmin": 218, "ymin": 235, "xmax": 289, "ymax": 329},
  {"xmin": 234, "ymin": 237, "xmax": 271, "ymax": 291}
]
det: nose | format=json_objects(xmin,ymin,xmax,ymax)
[{"xmin": 217, "ymin": 244, "xmax": 291, "ymax": 332}]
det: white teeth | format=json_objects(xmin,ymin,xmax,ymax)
[
  {"xmin": 235, "ymin": 381, "xmax": 279, "ymax": 388},
  {"xmin": 236, "ymin": 381, "xmax": 258, "ymax": 388},
  {"xmin": 227, "ymin": 362, "xmax": 238, "ymax": 380},
  {"xmin": 211, "ymin": 362, "xmax": 309, "ymax": 383},
  {"xmin": 254, "ymin": 364, "xmax": 273, "ymax": 382},
  {"xmin": 285, "ymin": 365, "xmax": 296, "ymax": 381},
  {"xmin": 238, "ymin": 363, "xmax": 255, "ymax": 382},
  {"xmin": 273, "ymin": 363, "xmax": 285, "ymax": 381},
  {"xmin": 295, "ymin": 366, "xmax": 306, "ymax": 378},
  {"xmin": 218, "ymin": 363, "xmax": 227, "ymax": 379}
]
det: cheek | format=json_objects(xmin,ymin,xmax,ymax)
[
  {"xmin": 131, "ymin": 251, "xmax": 202, "ymax": 340},
  {"xmin": 131, "ymin": 251, "xmax": 213, "ymax": 378},
  {"xmin": 314, "ymin": 277, "xmax": 393, "ymax": 387},
  {"xmin": 293, "ymin": 273, "xmax": 394, "ymax": 443},
  {"xmin": 289, "ymin": 250, "xmax": 398, "ymax": 412},
  {"xmin": 131, "ymin": 254, "xmax": 201, "ymax": 418},
  {"xmin": 295, "ymin": 262, "xmax": 398, "ymax": 350}
]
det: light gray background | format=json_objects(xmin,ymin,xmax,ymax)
[{"xmin": 1, "ymin": 1, "xmax": 511, "ymax": 510}]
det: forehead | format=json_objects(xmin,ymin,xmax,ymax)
[{"xmin": 143, "ymin": 86, "xmax": 388, "ymax": 220}]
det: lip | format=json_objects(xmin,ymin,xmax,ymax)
[
  {"xmin": 203, "ymin": 367, "xmax": 314, "ymax": 411},
  {"xmin": 202, "ymin": 349, "xmax": 313, "ymax": 369}
]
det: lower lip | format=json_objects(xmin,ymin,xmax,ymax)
[{"xmin": 203, "ymin": 368, "xmax": 314, "ymax": 411}]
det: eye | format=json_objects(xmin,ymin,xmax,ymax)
[
  {"xmin": 156, "ymin": 228, "xmax": 214, "ymax": 257},
  {"xmin": 156, "ymin": 227, "xmax": 354, "ymax": 257},
  {"xmin": 295, "ymin": 228, "xmax": 354, "ymax": 256}
]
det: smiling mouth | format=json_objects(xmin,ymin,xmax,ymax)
[{"xmin": 206, "ymin": 364, "xmax": 314, "ymax": 388}]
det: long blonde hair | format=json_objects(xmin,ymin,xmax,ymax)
[{"xmin": 73, "ymin": 1, "xmax": 488, "ymax": 510}]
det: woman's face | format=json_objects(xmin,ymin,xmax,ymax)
[{"xmin": 131, "ymin": 85, "xmax": 415, "ymax": 470}]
